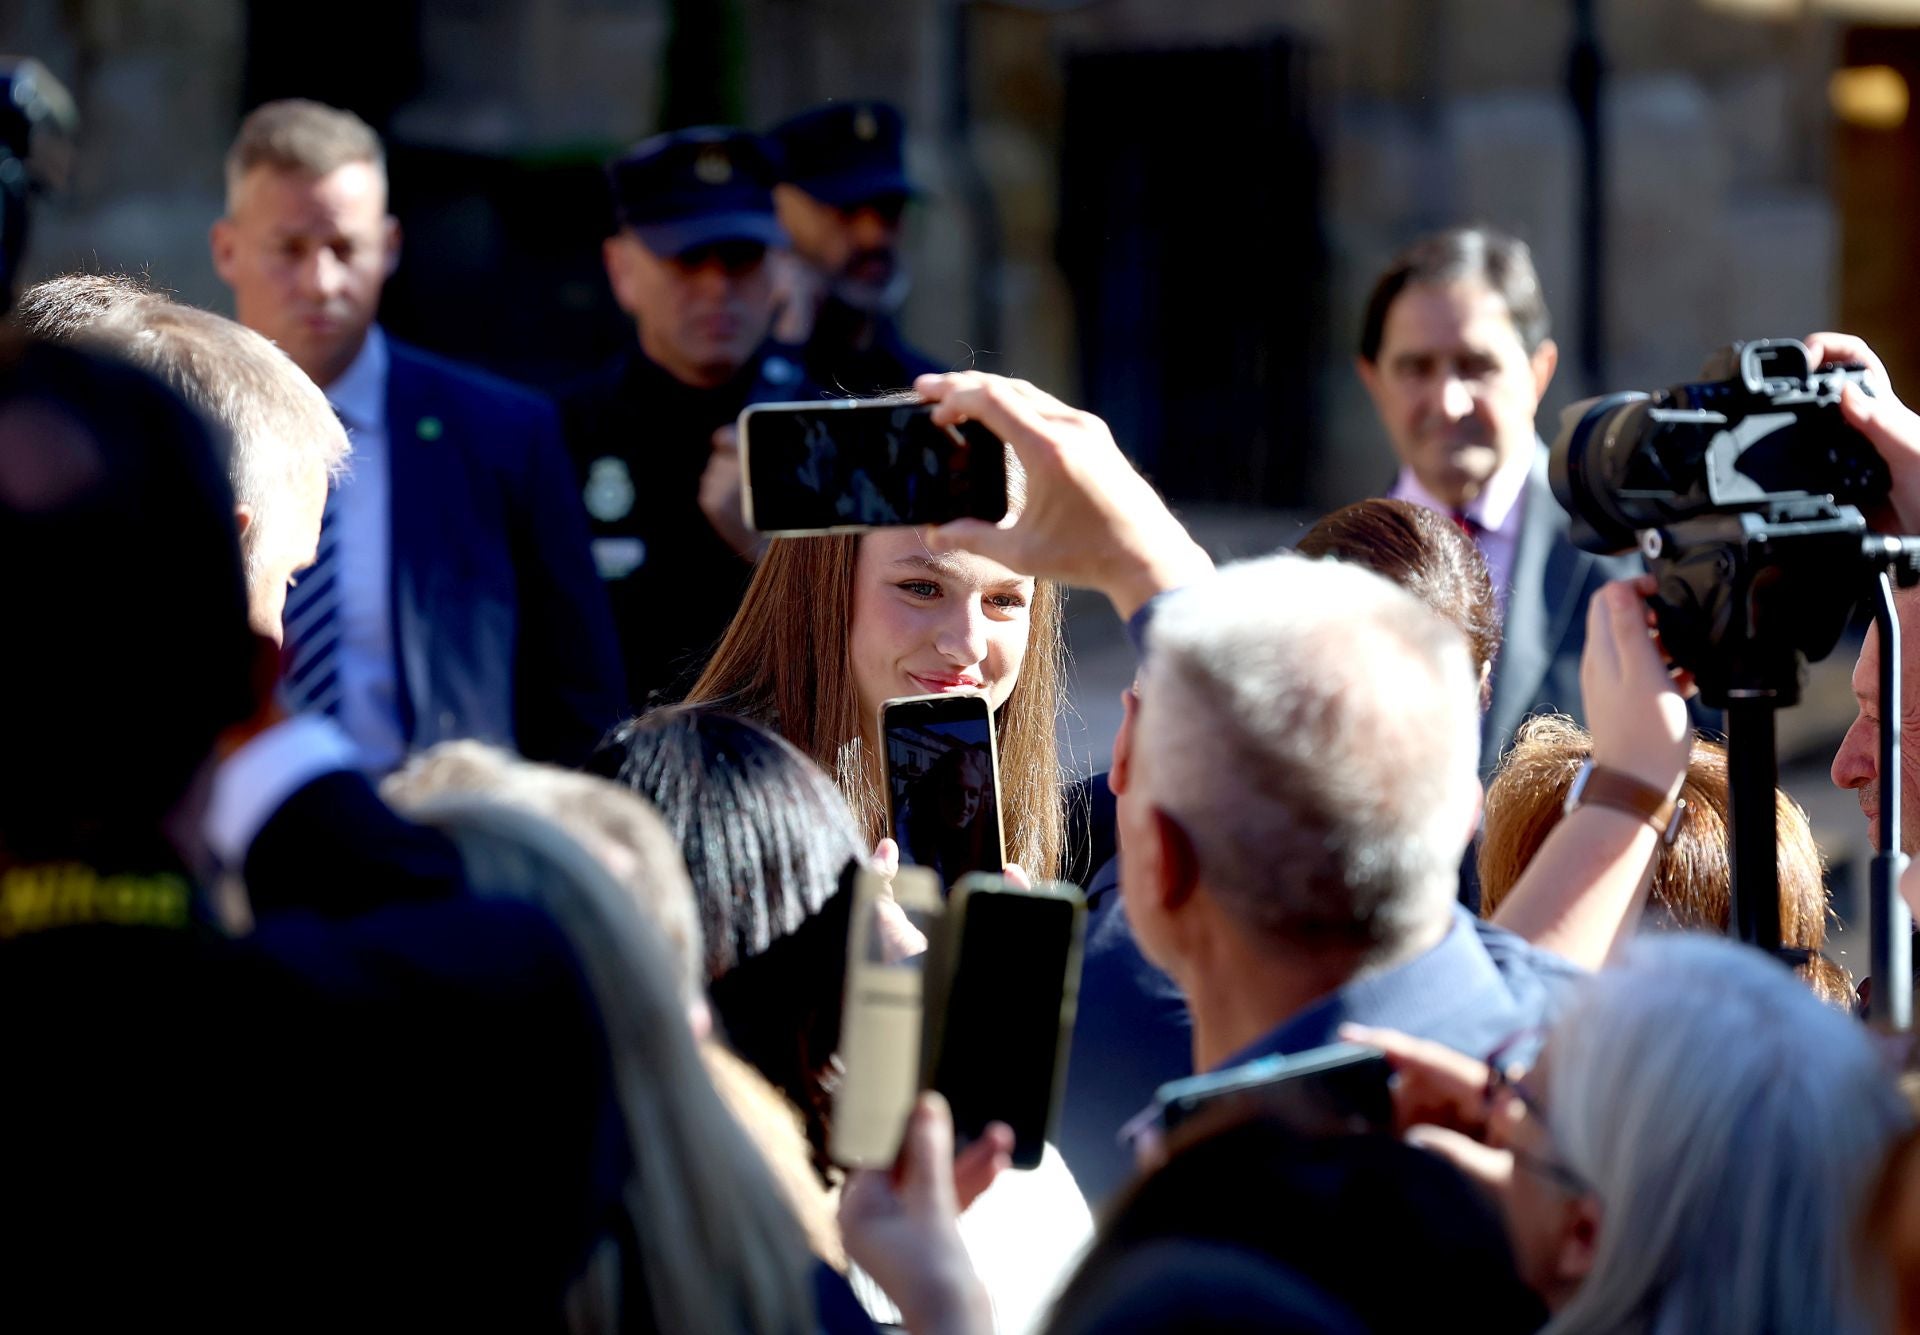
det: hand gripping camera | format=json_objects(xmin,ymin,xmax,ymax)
[{"xmin": 1551, "ymin": 338, "xmax": 1919, "ymax": 1017}]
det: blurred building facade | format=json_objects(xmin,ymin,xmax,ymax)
[{"xmin": 5, "ymin": 0, "xmax": 1912, "ymax": 508}]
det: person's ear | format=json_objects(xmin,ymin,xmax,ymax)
[
  {"xmin": 233, "ymin": 503, "xmax": 253, "ymax": 542},
  {"xmin": 210, "ymin": 217, "xmax": 238, "ymax": 287},
  {"xmin": 1110, "ymin": 684, "xmax": 1140, "ymax": 796},
  {"xmin": 382, "ymin": 215, "xmax": 403, "ymax": 281},
  {"xmin": 1530, "ymin": 337, "xmax": 1559, "ymax": 401},
  {"xmin": 1354, "ymin": 354, "xmax": 1385, "ymax": 409},
  {"xmin": 1555, "ymin": 1195, "xmax": 1601, "ymax": 1288},
  {"xmin": 1151, "ymin": 806, "xmax": 1199, "ymax": 911},
  {"xmin": 602, "ymin": 233, "xmax": 640, "ymax": 318}
]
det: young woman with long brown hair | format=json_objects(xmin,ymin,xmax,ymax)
[{"xmin": 684, "ymin": 526, "xmax": 1069, "ymax": 882}]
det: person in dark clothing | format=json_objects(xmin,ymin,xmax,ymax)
[
  {"xmin": 0, "ymin": 335, "xmax": 620, "ymax": 1330},
  {"xmin": 767, "ymin": 101, "xmax": 950, "ymax": 395},
  {"xmin": 1045, "ymin": 1117, "xmax": 1547, "ymax": 1335},
  {"xmin": 562, "ymin": 126, "xmax": 818, "ymax": 710}
]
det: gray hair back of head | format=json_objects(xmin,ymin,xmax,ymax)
[
  {"xmin": 1544, "ymin": 932, "xmax": 1908, "ymax": 1335},
  {"xmin": 1136, "ymin": 552, "xmax": 1481, "ymax": 949},
  {"xmin": 15, "ymin": 272, "xmax": 349, "ymax": 588}
]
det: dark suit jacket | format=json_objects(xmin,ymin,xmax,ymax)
[
  {"xmin": 1481, "ymin": 449, "xmax": 1644, "ymax": 775},
  {"xmin": 385, "ymin": 340, "xmax": 627, "ymax": 766}
]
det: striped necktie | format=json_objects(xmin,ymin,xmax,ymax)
[{"xmin": 280, "ymin": 482, "xmax": 344, "ymax": 716}]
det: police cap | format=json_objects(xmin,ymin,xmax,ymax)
[
  {"xmin": 767, "ymin": 101, "xmax": 915, "ymax": 210},
  {"xmin": 606, "ymin": 126, "xmax": 784, "ymax": 259}
]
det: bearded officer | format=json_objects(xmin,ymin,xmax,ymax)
[{"xmin": 766, "ymin": 100, "xmax": 946, "ymax": 394}]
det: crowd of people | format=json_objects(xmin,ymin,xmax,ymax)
[{"xmin": 8, "ymin": 89, "xmax": 1920, "ymax": 1334}]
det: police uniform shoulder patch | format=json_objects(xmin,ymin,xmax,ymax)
[
  {"xmin": 694, "ymin": 147, "xmax": 734, "ymax": 185},
  {"xmin": 584, "ymin": 455, "xmax": 637, "ymax": 522}
]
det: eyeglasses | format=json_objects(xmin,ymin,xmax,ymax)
[{"xmin": 1483, "ymin": 1029, "xmax": 1596, "ymax": 1199}]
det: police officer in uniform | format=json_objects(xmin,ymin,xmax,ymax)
[
  {"xmin": 766, "ymin": 101, "xmax": 946, "ymax": 394},
  {"xmin": 561, "ymin": 127, "xmax": 812, "ymax": 710}
]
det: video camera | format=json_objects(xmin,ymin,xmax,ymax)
[
  {"xmin": 1551, "ymin": 339, "xmax": 1903, "ymax": 708},
  {"xmin": 1550, "ymin": 337, "xmax": 1917, "ymax": 1019},
  {"xmin": 1553, "ymin": 339, "xmax": 1887, "ymax": 556}
]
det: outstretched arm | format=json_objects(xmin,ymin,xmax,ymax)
[{"xmin": 1489, "ymin": 577, "xmax": 1692, "ymax": 967}]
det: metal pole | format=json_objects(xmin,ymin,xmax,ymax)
[
  {"xmin": 1870, "ymin": 570, "xmax": 1912, "ymax": 1030},
  {"xmin": 1568, "ymin": 0, "xmax": 1605, "ymax": 394},
  {"xmin": 1726, "ymin": 698, "xmax": 1783, "ymax": 954}
]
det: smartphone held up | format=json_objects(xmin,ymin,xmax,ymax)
[
  {"xmin": 831, "ymin": 867, "xmax": 1087, "ymax": 1173},
  {"xmin": 881, "ymin": 691, "xmax": 1007, "ymax": 890},
  {"xmin": 739, "ymin": 398, "xmax": 1009, "ymax": 536}
]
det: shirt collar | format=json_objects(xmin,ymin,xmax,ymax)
[
  {"xmin": 1388, "ymin": 443, "xmax": 1536, "ymax": 537},
  {"xmin": 1214, "ymin": 905, "xmax": 1509, "ymax": 1070},
  {"xmin": 324, "ymin": 324, "xmax": 388, "ymax": 432}
]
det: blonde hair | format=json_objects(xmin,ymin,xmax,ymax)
[
  {"xmin": 411, "ymin": 797, "xmax": 814, "ymax": 1335},
  {"xmin": 383, "ymin": 740, "xmax": 705, "ymax": 1008},
  {"xmin": 685, "ymin": 533, "xmax": 1067, "ymax": 881},
  {"xmin": 224, "ymin": 98, "xmax": 385, "ymax": 208},
  {"xmin": 1479, "ymin": 714, "xmax": 1853, "ymax": 1007},
  {"xmin": 16, "ymin": 272, "xmax": 350, "ymax": 593}
]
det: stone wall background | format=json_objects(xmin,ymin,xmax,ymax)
[{"xmin": 1, "ymin": 0, "xmax": 1893, "ymax": 508}]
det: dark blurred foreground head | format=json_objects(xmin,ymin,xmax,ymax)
[
  {"xmin": 1046, "ymin": 1116, "xmax": 1546, "ymax": 1335},
  {"xmin": 0, "ymin": 336, "xmax": 257, "ymax": 866}
]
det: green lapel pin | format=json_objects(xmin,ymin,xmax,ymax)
[{"xmin": 416, "ymin": 416, "xmax": 443, "ymax": 441}]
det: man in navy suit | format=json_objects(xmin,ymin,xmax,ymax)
[
  {"xmin": 1355, "ymin": 227, "xmax": 1640, "ymax": 777},
  {"xmin": 212, "ymin": 98, "xmax": 624, "ymax": 771}
]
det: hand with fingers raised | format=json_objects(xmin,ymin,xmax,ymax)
[{"xmin": 910, "ymin": 372, "xmax": 1214, "ymax": 621}]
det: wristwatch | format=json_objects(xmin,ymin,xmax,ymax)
[{"xmin": 1563, "ymin": 760, "xmax": 1685, "ymax": 846}]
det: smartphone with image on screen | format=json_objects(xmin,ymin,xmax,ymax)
[
  {"xmin": 881, "ymin": 692, "xmax": 1006, "ymax": 891},
  {"xmin": 738, "ymin": 398, "xmax": 1009, "ymax": 536},
  {"xmin": 830, "ymin": 864, "xmax": 946, "ymax": 1169},
  {"xmin": 921, "ymin": 873, "xmax": 1087, "ymax": 1169}
]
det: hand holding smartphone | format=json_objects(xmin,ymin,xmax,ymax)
[
  {"xmin": 831, "ymin": 868, "xmax": 1087, "ymax": 1173},
  {"xmin": 740, "ymin": 399, "xmax": 1010, "ymax": 536}
]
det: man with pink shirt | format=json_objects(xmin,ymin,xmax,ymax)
[{"xmin": 1356, "ymin": 226, "xmax": 1640, "ymax": 775}]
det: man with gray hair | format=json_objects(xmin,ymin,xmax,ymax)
[
  {"xmin": 1112, "ymin": 553, "xmax": 1576, "ymax": 1072},
  {"xmin": 16, "ymin": 271, "xmax": 348, "ymax": 642},
  {"xmin": 910, "ymin": 370, "xmax": 1582, "ymax": 1081}
]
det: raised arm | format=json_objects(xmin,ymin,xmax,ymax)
[
  {"xmin": 1489, "ymin": 577, "xmax": 1692, "ymax": 967},
  {"xmin": 913, "ymin": 372, "xmax": 1214, "ymax": 621}
]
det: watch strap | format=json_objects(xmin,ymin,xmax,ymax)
[{"xmin": 1565, "ymin": 761, "xmax": 1683, "ymax": 844}]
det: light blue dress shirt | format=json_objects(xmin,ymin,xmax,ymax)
[{"xmin": 322, "ymin": 325, "xmax": 407, "ymax": 773}]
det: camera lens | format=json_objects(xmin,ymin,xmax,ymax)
[{"xmin": 1549, "ymin": 392, "xmax": 1651, "ymax": 554}]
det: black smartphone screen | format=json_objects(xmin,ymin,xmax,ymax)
[
  {"xmin": 932, "ymin": 889, "xmax": 1083, "ymax": 1168},
  {"xmin": 744, "ymin": 401, "xmax": 1009, "ymax": 533},
  {"xmin": 883, "ymin": 695, "xmax": 1003, "ymax": 889},
  {"xmin": 1158, "ymin": 1044, "xmax": 1394, "ymax": 1141}
]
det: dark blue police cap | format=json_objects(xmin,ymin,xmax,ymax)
[
  {"xmin": 766, "ymin": 101, "xmax": 915, "ymax": 210},
  {"xmin": 606, "ymin": 126, "xmax": 784, "ymax": 258}
]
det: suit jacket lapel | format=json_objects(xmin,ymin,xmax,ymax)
[
  {"xmin": 385, "ymin": 343, "xmax": 436, "ymax": 747},
  {"xmin": 1484, "ymin": 449, "xmax": 1589, "ymax": 763}
]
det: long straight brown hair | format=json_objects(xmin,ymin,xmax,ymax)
[{"xmin": 686, "ymin": 534, "xmax": 1066, "ymax": 882}]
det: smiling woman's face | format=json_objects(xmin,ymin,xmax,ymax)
[{"xmin": 848, "ymin": 528, "xmax": 1035, "ymax": 738}]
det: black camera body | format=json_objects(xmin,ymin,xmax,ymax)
[
  {"xmin": 1550, "ymin": 338, "xmax": 1899, "ymax": 710},
  {"xmin": 1551, "ymin": 339, "xmax": 1887, "ymax": 556}
]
